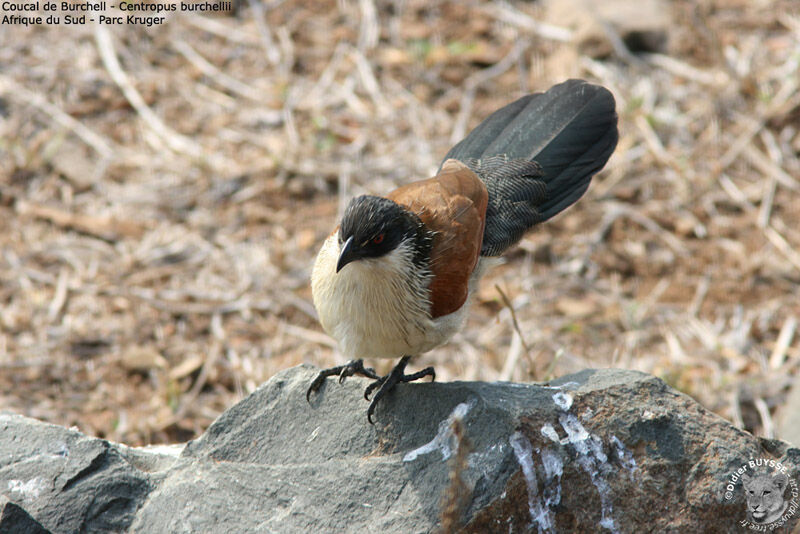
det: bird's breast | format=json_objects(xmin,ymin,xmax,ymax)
[{"xmin": 311, "ymin": 235, "xmax": 462, "ymax": 359}]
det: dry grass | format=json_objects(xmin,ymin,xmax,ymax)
[{"xmin": 0, "ymin": 0, "xmax": 798, "ymax": 446}]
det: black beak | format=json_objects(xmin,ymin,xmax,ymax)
[{"xmin": 336, "ymin": 236, "xmax": 359, "ymax": 273}]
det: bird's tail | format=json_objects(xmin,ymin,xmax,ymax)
[{"xmin": 440, "ymin": 79, "xmax": 618, "ymax": 256}]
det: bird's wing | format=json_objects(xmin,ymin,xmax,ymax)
[{"xmin": 387, "ymin": 160, "xmax": 488, "ymax": 318}]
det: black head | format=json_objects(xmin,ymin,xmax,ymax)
[{"xmin": 336, "ymin": 195, "xmax": 429, "ymax": 272}]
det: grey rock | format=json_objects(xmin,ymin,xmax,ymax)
[
  {"xmin": 0, "ymin": 415, "xmax": 156, "ymax": 533},
  {"xmin": 544, "ymin": 0, "xmax": 672, "ymax": 56},
  {"xmin": 3, "ymin": 365, "xmax": 800, "ymax": 533},
  {"xmin": 776, "ymin": 374, "xmax": 800, "ymax": 447},
  {"xmin": 0, "ymin": 495, "xmax": 51, "ymax": 534}
]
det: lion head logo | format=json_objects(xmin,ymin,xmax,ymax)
[{"xmin": 741, "ymin": 471, "xmax": 789, "ymax": 525}]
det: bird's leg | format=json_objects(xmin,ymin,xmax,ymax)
[
  {"xmin": 364, "ymin": 356, "xmax": 435, "ymax": 424},
  {"xmin": 306, "ymin": 359, "xmax": 380, "ymax": 402}
]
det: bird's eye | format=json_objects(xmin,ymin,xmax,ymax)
[{"xmin": 372, "ymin": 234, "xmax": 385, "ymax": 245}]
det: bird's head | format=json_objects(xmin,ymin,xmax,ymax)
[{"xmin": 336, "ymin": 195, "xmax": 427, "ymax": 273}]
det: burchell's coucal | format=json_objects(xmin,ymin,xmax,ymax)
[{"xmin": 308, "ymin": 79, "xmax": 618, "ymax": 423}]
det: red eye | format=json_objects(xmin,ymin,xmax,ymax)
[{"xmin": 372, "ymin": 234, "xmax": 385, "ymax": 245}]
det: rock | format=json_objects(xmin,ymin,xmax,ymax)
[
  {"xmin": 50, "ymin": 140, "xmax": 96, "ymax": 192},
  {"xmin": 2, "ymin": 365, "xmax": 800, "ymax": 533},
  {"xmin": 0, "ymin": 495, "xmax": 51, "ymax": 534},
  {"xmin": 0, "ymin": 414, "xmax": 159, "ymax": 533},
  {"xmin": 776, "ymin": 373, "xmax": 800, "ymax": 447},
  {"xmin": 119, "ymin": 346, "xmax": 168, "ymax": 373},
  {"xmin": 543, "ymin": 0, "xmax": 672, "ymax": 67}
]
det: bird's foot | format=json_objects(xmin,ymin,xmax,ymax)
[
  {"xmin": 306, "ymin": 359, "xmax": 380, "ymax": 402},
  {"xmin": 364, "ymin": 356, "xmax": 435, "ymax": 424}
]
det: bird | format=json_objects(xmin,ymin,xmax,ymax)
[{"xmin": 307, "ymin": 79, "xmax": 618, "ymax": 423}]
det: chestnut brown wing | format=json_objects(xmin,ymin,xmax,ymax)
[{"xmin": 387, "ymin": 159, "xmax": 488, "ymax": 318}]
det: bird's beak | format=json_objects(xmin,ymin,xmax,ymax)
[{"xmin": 336, "ymin": 236, "xmax": 358, "ymax": 273}]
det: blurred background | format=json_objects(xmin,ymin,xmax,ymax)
[{"xmin": 0, "ymin": 0, "xmax": 798, "ymax": 446}]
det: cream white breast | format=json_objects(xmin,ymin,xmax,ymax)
[{"xmin": 311, "ymin": 233, "xmax": 480, "ymax": 360}]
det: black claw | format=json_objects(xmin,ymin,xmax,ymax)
[
  {"xmin": 338, "ymin": 359, "xmax": 377, "ymax": 383},
  {"xmin": 306, "ymin": 372, "xmax": 333, "ymax": 402},
  {"xmin": 363, "ymin": 356, "xmax": 436, "ymax": 424},
  {"xmin": 406, "ymin": 366, "xmax": 435, "ymax": 383},
  {"xmin": 367, "ymin": 397, "xmax": 379, "ymax": 425},
  {"xmin": 363, "ymin": 377, "xmax": 385, "ymax": 401},
  {"xmin": 306, "ymin": 359, "xmax": 379, "ymax": 402},
  {"xmin": 307, "ymin": 357, "xmax": 436, "ymax": 423}
]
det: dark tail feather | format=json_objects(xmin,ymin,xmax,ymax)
[
  {"xmin": 441, "ymin": 79, "xmax": 618, "ymax": 223},
  {"xmin": 464, "ymin": 156, "xmax": 547, "ymax": 256}
]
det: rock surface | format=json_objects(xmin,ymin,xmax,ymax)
[
  {"xmin": 543, "ymin": 0, "xmax": 672, "ymax": 56},
  {"xmin": 777, "ymin": 376, "xmax": 800, "ymax": 448},
  {"xmin": 2, "ymin": 365, "xmax": 799, "ymax": 533},
  {"xmin": 0, "ymin": 495, "xmax": 50, "ymax": 534}
]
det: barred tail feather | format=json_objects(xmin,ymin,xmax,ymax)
[{"xmin": 441, "ymin": 79, "xmax": 618, "ymax": 256}]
